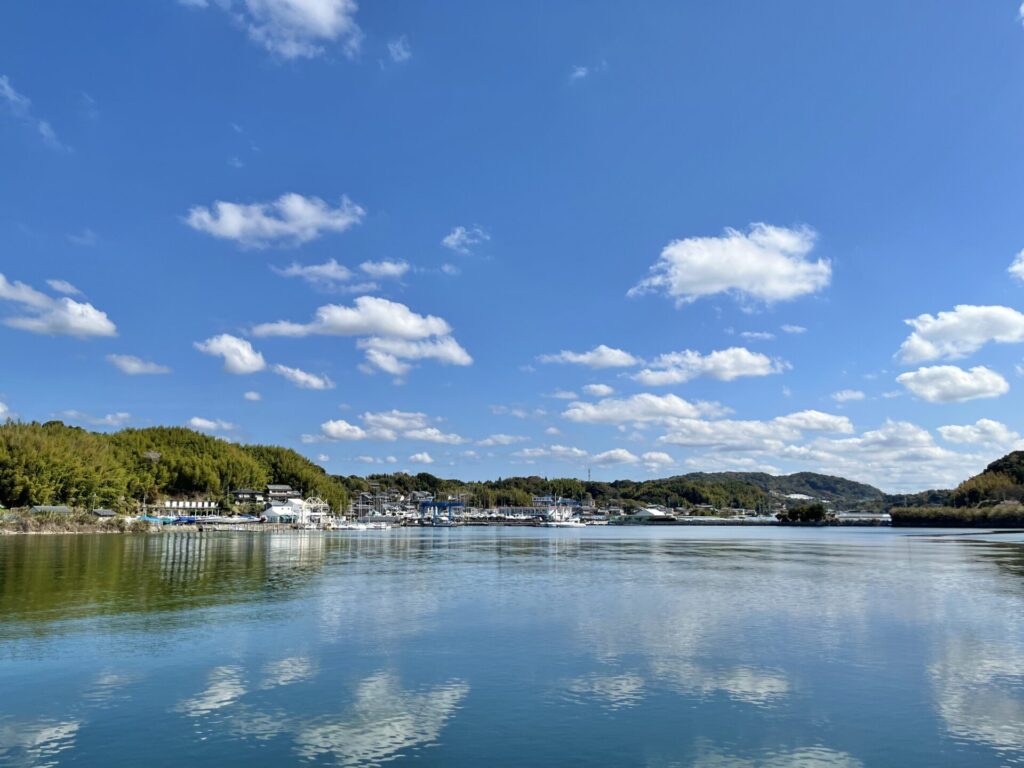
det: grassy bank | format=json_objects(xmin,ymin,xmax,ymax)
[
  {"xmin": 0, "ymin": 510, "xmax": 154, "ymax": 535},
  {"xmin": 890, "ymin": 505, "xmax": 1024, "ymax": 527}
]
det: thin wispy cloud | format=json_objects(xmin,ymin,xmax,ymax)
[{"xmin": 0, "ymin": 74, "xmax": 68, "ymax": 150}]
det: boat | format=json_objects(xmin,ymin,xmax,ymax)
[
  {"xmin": 363, "ymin": 521, "xmax": 392, "ymax": 530},
  {"xmin": 538, "ymin": 508, "xmax": 586, "ymax": 528},
  {"xmin": 334, "ymin": 521, "xmax": 368, "ymax": 530}
]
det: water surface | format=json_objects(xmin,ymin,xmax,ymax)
[{"xmin": 1, "ymin": 527, "xmax": 1023, "ymax": 767}]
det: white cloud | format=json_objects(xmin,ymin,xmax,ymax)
[
  {"xmin": 0, "ymin": 74, "xmax": 67, "ymax": 150},
  {"xmin": 188, "ymin": 416, "xmax": 236, "ymax": 432},
  {"xmin": 195, "ymin": 334, "xmax": 266, "ymax": 374},
  {"xmin": 0, "ymin": 401, "xmax": 7, "ymax": 419},
  {"xmin": 633, "ymin": 347, "xmax": 788, "ymax": 386},
  {"xmin": 409, "ymin": 452, "xmax": 434, "ymax": 464},
  {"xmin": 897, "ymin": 305, "xmax": 1024, "ymax": 363},
  {"xmin": 544, "ymin": 426, "xmax": 561, "ymax": 436},
  {"xmin": 362, "ymin": 410, "xmax": 427, "ymax": 432},
  {"xmin": 478, "ymin": 434, "xmax": 528, "ymax": 446},
  {"xmin": 244, "ymin": 391, "xmax": 262, "ymax": 401},
  {"xmin": 629, "ymin": 223, "xmax": 830, "ymax": 305},
  {"xmin": 539, "ymin": 344, "xmax": 641, "ymax": 369},
  {"xmin": 658, "ymin": 411, "xmax": 852, "ymax": 452},
  {"xmin": 107, "ymin": 354, "xmax": 171, "ymax": 375},
  {"xmin": 60, "ymin": 410, "xmax": 131, "ymax": 428},
  {"xmin": 186, "ymin": 193, "xmax": 364, "ymax": 247},
  {"xmin": 641, "ymin": 451, "xmax": 674, "ymax": 470},
  {"xmin": 583, "ymin": 384, "xmax": 615, "ymax": 397},
  {"xmin": 781, "ymin": 324, "xmax": 807, "ymax": 334},
  {"xmin": 0, "ymin": 273, "xmax": 116, "ymax": 338},
  {"xmin": 404, "ymin": 427, "xmax": 466, "ymax": 445},
  {"xmin": 1009, "ymin": 250, "xmax": 1024, "ymax": 281},
  {"xmin": 740, "ymin": 331, "xmax": 774, "ymax": 341},
  {"xmin": 46, "ymin": 279, "xmax": 81, "ymax": 296},
  {"xmin": 272, "ymin": 363, "xmax": 335, "ymax": 390},
  {"xmin": 189, "ymin": 0, "xmax": 363, "ymax": 59},
  {"xmin": 275, "ymin": 259, "xmax": 353, "ymax": 285},
  {"xmin": 254, "ymin": 296, "xmax": 450, "ymax": 339},
  {"xmin": 67, "ymin": 229, "xmax": 98, "ymax": 247},
  {"xmin": 357, "ymin": 336, "xmax": 472, "ymax": 375},
  {"xmin": 938, "ymin": 419, "xmax": 1022, "ymax": 449},
  {"xmin": 831, "ymin": 389, "xmax": 865, "ymax": 403},
  {"xmin": 591, "ymin": 448, "xmax": 640, "ymax": 465},
  {"xmin": 360, "ymin": 260, "xmax": 409, "ymax": 279},
  {"xmin": 317, "ymin": 453, "xmax": 330, "ymax": 462},
  {"xmin": 564, "ymin": 393, "xmax": 725, "ymax": 425},
  {"xmin": 569, "ymin": 65, "xmax": 590, "ymax": 82},
  {"xmin": 547, "ymin": 389, "xmax": 579, "ymax": 400},
  {"xmin": 514, "ymin": 444, "xmax": 589, "ymax": 462},
  {"xmin": 897, "ymin": 365, "xmax": 1009, "ymax": 403},
  {"xmin": 441, "ymin": 225, "xmax": 489, "ymax": 254},
  {"xmin": 441, "ymin": 263, "xmax": 460, "ymax": 276},
  {"xmin": 387, "ymin": 35, "xmax": 411, "ymax": 63},
  {"xmin": 321, "ymin": 419, "xmax": 367, "ymax": 440}
]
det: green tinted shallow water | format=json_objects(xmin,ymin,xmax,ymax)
[{"xmin": 1, "ymin": 527, "xmax": 1023, "ymax": 767}]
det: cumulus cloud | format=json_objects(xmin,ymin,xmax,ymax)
[
  {"xmin": 591, "ymin": 448, "xmax": 640, "ymax": 465},
  {"xmin": 272, "ymin": 364, "xmax": 335, "ymax": 390},
  {"xmin": 188, "ymin": 416, "xmax": 236, "ymax": 432},
  {"xmin": 185, "ymin": 0, "xmax": 363, "ymax": 59},
  {"xmin": 478, "ymin": 434, "xmax": 528, "ymax": 446},
  {"xmin": 641, "ymin": 451, "xmax": 674, "ymax": 470},
  {"xmin": 629, "ymin": 223, "xmax": 830, "ymax": 305},
  {"xmin": 832, "ymin": 389, "xmax": 865, "ymax": 403},
  {"xmin": 1010, "ymin": 250, "xmax": 1024, "ymax": 281},
  {"xmin": 0, "ymin": 74, "xmax": 67, "ymax": 150},
  {"xmin": 244, "ymin": 391, "xmax": 261, "ymax": 401},
  {"xmin": 195, "ymin": 334, "xmax": 266, "ymax": 374},
  {"xmin": 274, "ymin": 259, "xmax": 353, "ymax": 286},
  {"xmin": 938, "ymin": 419, "xmax": 1022, "ymax": 450},
  {"xmin": 740, "ymin": 331, "xmax": 774, "ymax": 341},
  {"xmin": 254, "ymin": 296, "xmax": 449, "ymax": 339},
  {"xmin": 186, "ymin": 193, "xmax": 364, "ymax": 247},
  {"xmin": 107, "ymin": 354, "xmax": 171, "ymax": 375},
  {"xmin": 658, "ymin": 411, "xmax": 852, "ymax": 452},
  {"xmin": 632, "ymin": 347, "xmax": 788, "ymax": 386},
  {"xmin": 897, "ymin": 365, "xmax": 1009, "ymax": 403},
  {"xmin": 583, "ymin": 384, "xmax": 615, "ymax": 397},
  {"xmin": 441, "ymin": 225, "xmax": 489, "ymax": 254},
  {"xmin": 321, "ymin": 419, "xmax": 367, "ymax": 440},
  {"xmin": 0, "ymin": 273, "xmax": 116, "ymax": 338},
  {"xmin": 409, "ymin": 451, "xmax": 434, "ymax": 464},
  {"xmin": 360, "ymin": 260, "xmax": 409, "ymax": 278},
  {"xmin": 252, "ymin": 295, "xmax": 471, "ymax": 378},
  {"xmin": 318, "ymin": 410, "xmax": 464, "ymax": 443},
  {"xmin": 897, "ymin": 305, "xmax": 1024, "ymax": 363},
  {"xmin": 563, "ymin": 393, "xmax": 726, "ymax": 425},
  {"xmin": 539, "ymin": 344, "xmax": 641, "ymax": 369}
]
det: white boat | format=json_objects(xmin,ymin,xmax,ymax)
[
  {"xmin": 363, "ymin": 521, "xmax": 392, "ymax": 530},
  {"xmin": 538, "ymin": 508, "xmax": 586, "ymax": 528},
  {"xmin": 334, "ymin": 521, "xmax": 368, "ymax": 530}
]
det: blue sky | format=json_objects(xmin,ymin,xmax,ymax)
[{"xmin": 3, "ymin": 2, "xmax": 1024, "ymax": 492}]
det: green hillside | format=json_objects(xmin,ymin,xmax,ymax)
[{"xmin": 0, "ymin": 421, "xmax": 348, "ymax": 512}]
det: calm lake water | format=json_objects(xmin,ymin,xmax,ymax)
[{"xmin": 1, "ymin": 527, "xmax": 1023, "ymax": 767}]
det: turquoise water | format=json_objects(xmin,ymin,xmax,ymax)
[{"xmin": 1, "ymin": 527, "xmax": 1023, "ymax": 767}]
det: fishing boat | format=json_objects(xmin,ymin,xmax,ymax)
[{"xmin": 538, "ymin": 508, "xmax": 586, "ymax": 528}]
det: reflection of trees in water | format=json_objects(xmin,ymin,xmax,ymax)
[{"xmin": 0, "ymin": 533, "xmax": 334, "ymax": 632}]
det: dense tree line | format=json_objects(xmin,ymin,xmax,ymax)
[{"xmin": 0, "ymin": 422, "xmax": 348, "ymax": 512}]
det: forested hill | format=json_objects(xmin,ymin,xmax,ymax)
[
  {"xmin": 682, "ymin": 471, "xmax": 885, "ymax": 503},
  {"xmin": 0, "ymin": 422, "xmax": 348, "ymax": 511}
]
